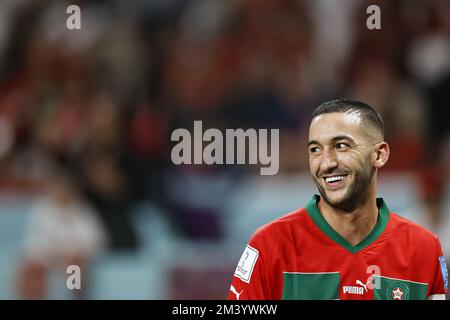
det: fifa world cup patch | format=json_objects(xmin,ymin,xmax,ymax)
[
  {"xmin": 234, "ymin": 244, "xmax": 259, "ymax": 283},
  {"xmin": 439, "ymin": 256, "xmax": 448, "ymax": 290}
]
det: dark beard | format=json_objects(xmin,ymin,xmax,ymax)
[{"xmin": 313, "ymin": 161, "xmax": 375, "ymax": 213}]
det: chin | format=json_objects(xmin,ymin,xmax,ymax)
[{"xmin": 323, "ymin": 189, "xmax": 350, "ymax": 206}]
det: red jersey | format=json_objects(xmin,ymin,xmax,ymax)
[{"xmin": 228, "ymin": 195, "xmax": 448, "ymax": 300}]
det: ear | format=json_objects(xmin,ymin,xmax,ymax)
[{"xmin": 374, "ymin": 142, "xmax": 390, "ymax": 168}]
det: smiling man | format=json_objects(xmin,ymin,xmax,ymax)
[{"xmin": 228, "ymin": 99, "xmax": 448, "ymax": 300}]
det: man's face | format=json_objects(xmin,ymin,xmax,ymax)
[{"xmin": 308, "ymin": 112, "xmax": 378, "ymax": 211}]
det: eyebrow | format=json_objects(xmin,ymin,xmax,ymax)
[{"xmin": 308, "ymin": 135, "xmax": 356, "ymax": 147}]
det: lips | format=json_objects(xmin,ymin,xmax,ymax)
[
  {"xmin": 325, "ymin": 175, "xmax": 346, "ymax": 183},
  {"xmin": 322, "ymin": 174, "xmax": 349, "ymax": 189}
]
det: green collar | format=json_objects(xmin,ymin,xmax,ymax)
[{"xmin": 305, "ymin": 195, "xmax": 390, "ymax": 254}]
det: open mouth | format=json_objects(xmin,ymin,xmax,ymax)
[{"xmin": 322, "ymin": 174, "xmax": 349, "ymax": 188}]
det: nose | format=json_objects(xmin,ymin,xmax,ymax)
[{"xmin": 320, "ymin": 148, "xmax": 338, "ymax": 174}]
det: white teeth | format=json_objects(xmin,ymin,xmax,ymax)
[{"xmin": 325, "ymin": 176, "xmax": 345, "ymax": 183}]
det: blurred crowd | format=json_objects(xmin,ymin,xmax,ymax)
[{"xmin": 0, "ymin": 0, "xmax": 449, "ymax": 299}]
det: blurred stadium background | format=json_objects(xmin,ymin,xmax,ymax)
[{"xmin": 0, "ymin": 0, "xmax": 449, "ymax": 299}]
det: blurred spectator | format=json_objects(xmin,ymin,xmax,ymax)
[
  {"xmin": 17, "ymin": 167, "xmax": 106, "ymax": 299},
  {"xmin": 67, "ymin": 93, "xmax": 140, "ymax": 250},
  {"xmin": 76, "ymin": 151, "xmax": 138, "ymax": 250},
  {"xmin": 415, "ymin": 71, "xmax": 450, "ymax": 254}
]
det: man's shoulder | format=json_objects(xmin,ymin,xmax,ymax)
[
  {"xmin": 251, "ymin": 207, "xmax": 310, "ymax": 239},
  {"xmin": 389, "ymin": 212, "xmax": 440, "ymax": 244}
]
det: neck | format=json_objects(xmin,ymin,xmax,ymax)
[{"xmin": 318, "ymin": 191, "xmax": 379, "ymax": 247}]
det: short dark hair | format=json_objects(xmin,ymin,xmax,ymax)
[{"xmin": 312, "ymin": 99, "xmax": 384, "ymax": 138}]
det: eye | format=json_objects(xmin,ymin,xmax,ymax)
[
  {"xmin": 336, "ymin": 142, "xmax": 350, "ymax": 150},
  {"xmin": 309, "ymin": 146, "xmax": 321, "ymax": 154}
]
